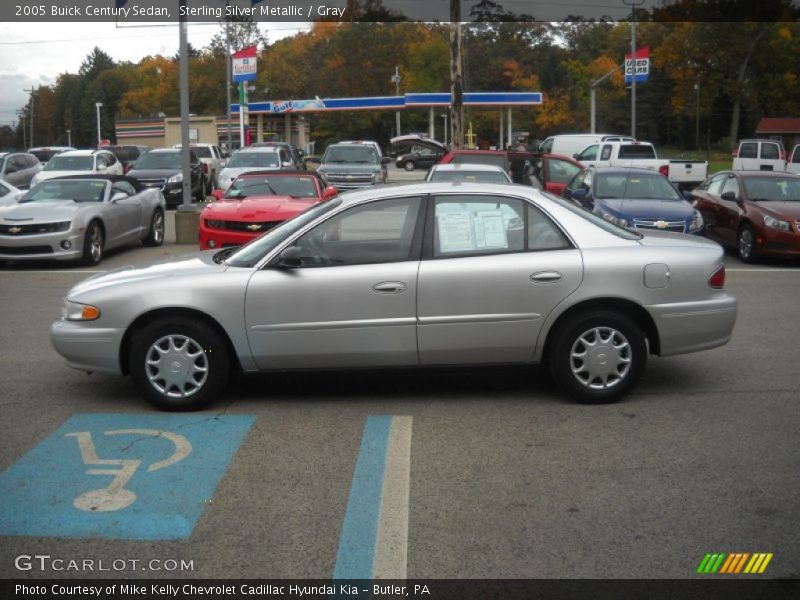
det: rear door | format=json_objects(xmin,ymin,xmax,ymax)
[
  {"xmin": 757, "ymin": 141, "xmax": 786, "ymax": 171},
  {"xmin": 788, "ymin": 145, "xmax": 800, "ymax": 175},
  {"xmin": 417, "ymin": 193, "xmax": 582, "ymax": 365},
  {"xmin": 542, "ymin": 156, "xmax": 583, "ymax": 195}
]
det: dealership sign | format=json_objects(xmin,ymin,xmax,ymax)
[
  {"xmin": 232, "ymin": 45, "xmax": 257, "ymax": 83},
  {"xmin": 625, "ymin": 46, "xmax": 650, "ymax": 84}
]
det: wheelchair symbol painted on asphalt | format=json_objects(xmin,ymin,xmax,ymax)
[{"xmin": 66, "ymin": 429, "xmax": 192, "ymax": 512}]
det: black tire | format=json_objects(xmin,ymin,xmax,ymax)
[
  {"xmin": 142, "ymin": 209, "xmax": 165, "ymax": 247},
  {"xmin": 129, "ymin": 317, "xmax": 230, "ymax": 411},
  {"xmin": 404, "ymin": 161, "xmax": 416, "ymax": 172},
  {"xmin": 80, "ymin": 221, "xmax": 104, "ymax": 266},
  {"xmin": 195, "ymin": 178, "xmax": 208, "ymax": 202},
  {"xmin": 548, "ymin": 310, "xmax": 647, "ymax": 404},
  {"xmin": 737, "ymin": 224, "xmax": 757, "ymax": 263}
]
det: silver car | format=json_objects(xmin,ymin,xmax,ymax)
[
  {"xmin": 50, "ymin": 183, "xmax": 737, "ymax": 410},
  {"xmin": 0, "ymin": 176, "xmax": 166, "ymax": 265}
]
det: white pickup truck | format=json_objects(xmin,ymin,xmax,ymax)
[{"xmin": 574, "ymin": 141, "xmax": 708, "ymax": 190}]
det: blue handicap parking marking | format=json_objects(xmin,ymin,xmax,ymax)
[{"xmin": 0, "ymin": 413, "xmax": 254, "ymax": 540}]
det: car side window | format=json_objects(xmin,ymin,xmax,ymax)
[
  {"xmin": 26, "ymin": 154, "xmax": 39, "ymax": 168},
  {"xmin": 111, "ymin": 181, "xmax": 136, "ymax": 197},
  {"xmin": 738, "ymin": 143, "xmax": 757, "ymax": 159},
  {"xmin": 548, "ymin": 159, "xmax": 582, "ymax": 184},
  {"xmin": 760, "ymin": 143, "xmax": 779, "ymax": 160},
  {"xmin": 706, "ymin": 174, "xmax": 725, "ymax": 196},
  {"xmin": 600, "ymin": 145, "xmax": 613, "ymax": 161},
  {"xmin": 721, "ymin": 175, "xmax": 740, "ymax": 198},
  {"xmin": 105, "ymin": 152, "xmax": 118, "ymax": 166},
  {"xmin": 578, "ymin": 145, "xmax": 598, "ymax": 161},
  {"xmin": 293, "ymin": 196, "xmax": 422, "ymax": 267},
  {"xmin": 433, "ymin": 195, "xmax": 525, "ymax": 257},
  {"xmin": 527, "ymin": 204, "xmax": 571, "ymax": 251}
]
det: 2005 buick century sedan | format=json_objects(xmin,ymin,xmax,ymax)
[{"xmin": 51, "ymin": 182, "xmax": 737, "ymax": 410}]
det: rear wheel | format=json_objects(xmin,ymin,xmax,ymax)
[
  {"xmin": 142, "ymin": 209, "xmax": 164, "ymax": 247},
  {"xmin": 80, "ymin": 221, "xmax": 104, "ymax": 266},
  {"xmin": 129, "ymin": 318, "xmax": 230, "ymax": 411},
  {"xmin": 404, "ymin": 161, "xmax": 416, "ymax": 171},
  {"xmin": 549, "ymin": 310, "xmax": 647, "ymax": 404}
]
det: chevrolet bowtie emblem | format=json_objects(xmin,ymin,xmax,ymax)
[
  {"xmin": 247, "ymin": 224, "xmax": 262, "ymax": 231},
  {"xmin": 8, "ymin": 226, "xmax": 22, "ymax": 234},
  {"xmin": 655, "ymin": 220, "xmax": 668, "ymax": 229}
]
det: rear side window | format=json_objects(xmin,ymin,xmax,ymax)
[
  {"xmin": 434, "ymin": 195, "xmax": 525, "ymax": 257},
  {"xmin": 760, "ymin": 143, "xmax": 780, "ymax": 160},
  {"xmin": 738, "ymin": 142, "xmax": 758, "ymax": 159},
  {"xmin": 618, "ymin": 144, "xmax": 656, "ymax": 159},
  {"xmin": 792, "ymin": 147, "xmax": 800, "ymax": 164},
  {"xmin": 600, "ymin": 145, "xmax": 613, "ymax": 160},
  {"xmin": 577, "ymin": 145, "xmax": 598, "ymax": 161},
  {"xmin": 539, "ymin": 138, "xmax": 554, "ymax": 153}
]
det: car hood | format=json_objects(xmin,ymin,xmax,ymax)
[
  {"xmin": 0, "ymin": 199, "xmax": 81, "ymax": 222},
  {"xmin": 318, "ymin": 163, "xmax": 381, "ymax": 174},
  {"xmin": 753, "ymin": 201, "xmax": 800, "ymax": 220},
  {"xmin": 597, "ymin": 198, "xmax": 694, "ymax": 220},
  {"xmin": 68, "ymin": 251, "xmax": 229, "ymax": 297},
  {"xmin": 127, "ymin": 168, "xmax": 181, "ymax": 178},
  {"xmin": 36, "ymin": 170, "xmax": 95, "ymax": 182},
  {"xmin": 202, "ymin": 196, "xmax": 318, "ymax": 220},
  {"xmin": 220, "ymin": 167, "xmax": 281, "ymax": 179}
]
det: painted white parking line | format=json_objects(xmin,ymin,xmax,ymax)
[{"xmin": 373, "ymin": 415, "xmax": 413, "ymax": 580}]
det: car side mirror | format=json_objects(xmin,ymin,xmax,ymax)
[
  {"xmin": 277, "ymin": 246, "xmax": 303, "ymax": 268},
  {"xmin": 110, "ymin": 192, "xmax": 128, "ymax": 202},
  {"xmin": 323, "ymin": 185, "xmax": 338, "ymax": 200},
  {"xmin": 682, "ymin": 190, "xmax": 694, "ymax": 201},
  {"xmin": 720, "ymin": 191, "xmax": 737, "ymax": 202}
]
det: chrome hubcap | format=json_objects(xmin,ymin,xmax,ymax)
[
  {"xmin": 153, "ymin": 212, "xmax": 164, "ymax": 243},
  {"xmin": 739, "ymin": 229, "xmax": 753, "ymax": 259},
  {"xmin": 90, "ymin": 226, "xmax": 102, "ymax": 262},
  {"xmin": 145, "ymin": 334, "xmax": 208, "ymax": 398},
  {"xmin": 570, "ymin": 327, "xmax": 632, "ymax": 390}
]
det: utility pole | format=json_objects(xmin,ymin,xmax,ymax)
[
  {"xmin": 623, "ymin": 0, "xmax": 644, "ymax": 139},
  {"xmin": 223, "ymin": 0, "xmax": 232, "ymax": 154},
  {"xmin": 449, "ymin": 0, "xmax": 463, "ymax": 149},
  {"xmin": 95, "ymin": 102, "xmax": 103, "ymax": 147},
  {"xmin": 694, "ymin": 83, "xmax": 700, "ymax": 152},
  {"xmin": 590, "ymin": 64, "xmax": 624, "ymax": 134},
  {"xmin": 23, "ymin": 87, "xmax": 35, "ymax": 147},
  {"xmin": 179, "ymin": 0, "xmax": 191, "ymax": 209},
  {"xmin": 16, "ymin": 110, "xmax": 26, "ymax": 148},
  {"xmin": 391, "ymin": 65, "xmax": 401, "ymax": 137}
]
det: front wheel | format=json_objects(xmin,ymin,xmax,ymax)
[
  {"xmin": 404, "ymin": 161, "xmax": 415, "ymax": 171},
  {"xmin": 80, "ymin": 221, "xmax": 104, "ymax": 266},
  {"xmin": 129, "ymin": 318, "xmax": 230, "ymax": 411},
  {"xmin": 548, "ymin": 311, "xmax": 647, "ymax": 404},
  {"xmin": 737, "ymin": 224, "xmax": 757, "ymax": 263}
]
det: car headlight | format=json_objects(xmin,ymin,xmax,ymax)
[
  {"xmin": 205, "ymin": 219, "xmax": 224, "ymax": 229},
  {"xmin": 168, "ymin": 173, "xmax": 183, "ymax": 183},
  {"xmin": 689, "ymin": 210, "xmax": 704, "ymax": 232},
  {"xmin": 600, "ymin": 211, "xmax": 628, "ymax": 228},
  {"xmin": 763, "ymin": 214, "xmax": 790, "ymax": 231},
  {"xmin": 61, "ymin": 299, "xmax": 100, "ymax": 321}
]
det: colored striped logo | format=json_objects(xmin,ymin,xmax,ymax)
[{"xmin": 697, "ymin": 552, "xmax": 773, "ymax": 574}]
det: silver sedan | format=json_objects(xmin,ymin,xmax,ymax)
[
  {"xmin": 0, "ymin": 176, "xmax": 166, "ymax": 265},
  {"xmin": 50, "ymin": 182, "xmax": 737, "ymax": 409}
]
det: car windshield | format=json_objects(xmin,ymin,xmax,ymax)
[
  {"xmin": 20, "ymin": 180, "xmax": 107, "ymax": 203},
  {"xmin": 429, "ymin": 170, "xmax": 510, "ymax": 184},
  {"xmin": 743, "ymin": 176, "xmax": 800, "ymax": 201},
  {"xmin": 134, "ymin": 152, "xmax": 181, "ymax": 170},
  {"xmin": 226, "ymin": 152, "xmax": 280, "ymax": 168},
  {"xmin": 192, "ymin": 147, "xmax": 212, "ymax": 158},
  {"xmin": 225, "ymin": 176, "xmax": 318, "ymax": 199},
  {"xmin": 450, "ymin": 154, "xmax": 508, "ymax": 169},
  {"xmin": 594, "ymin": 173, "xmax": 681, "ymax": 200},
  {"xmin": 225, "ymin": 200, "xmax": 341, "ymax": 268},
  {"xmin": 108, "ymin": 147, "xmax": 141, "ymax": 161},
  {"xmin": 44, "ymin": 156, "xmax": 94, "ymax": 171},
  {"xmin": 322, "ymin": 146, "xmax": 378, "ymax": 164}
]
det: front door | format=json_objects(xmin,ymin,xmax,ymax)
[{"xmin": 245, "ymin": 195, "xmax": 424, "ymax": 369}]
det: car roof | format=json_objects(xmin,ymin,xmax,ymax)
[
  {"xmin": 446, "ymin": 149, "xmax": 506, "ymax": 155},
  {"xmin": 330, "ymin": 181, "xmax": 534, "ymax": 208},
  {"xmin": 232, "ymin": 146, "xmax": 280, "ymax": 153},
  {"xmin": 587, "ymin": 166, "xmax": 667, "ymax": 175},
  {"xmin": 431, "ymin": 163, "xmax": 508, "ymax": 172},
  {"xmin": 58, "ymin": 149, "xmax": 100, "ymax": 157},
  {"xmin": 149, "ymin": 148, "xmax": 182, "ymax": 153}
]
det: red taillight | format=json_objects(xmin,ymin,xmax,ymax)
[
  {"xmin": 709, "ymin": 265, "xmax": 725, "ymax": 289},
  {"xmin": 201, "ymin": 163, "xmax": 208, "ymax": 174},
  {"xmin": 658, "ymin": 164, "xmax": 669, "ymax": 177}
]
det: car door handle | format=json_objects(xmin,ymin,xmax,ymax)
[
  {"xmin": 373, "ymin": 281, "xmax": 407, "ymax": 294},
  {"xmin": 530, "ymin": 271, "xmax": 562, "ymax": 284}
]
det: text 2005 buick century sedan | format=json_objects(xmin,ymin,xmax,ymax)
[{"xmin": 51, "ymin": 183, "xmax": 737, "ymax": 410}]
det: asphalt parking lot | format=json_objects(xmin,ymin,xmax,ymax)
[{"xmin": 0, "ymin": 175, "xmax": 799, "ymax": 581}]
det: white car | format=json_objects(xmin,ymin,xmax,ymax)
[
  {"xmin": 216, "ymin": 147, "xmax": 285, "ymax": 192},
  {"xmin": 174, "ymin": 143, "xmax": 226, "ymax": 188},
  {"xmin": 426, "ymin": 163, "xmax": 513, "ymax": 184},
  {"xmin": 30, "ymin": 150, "xmax": 124, "ymax": 186},
  {"xmin": 0, "ymin": 179, "xmax": 23, "ymax": 206}
]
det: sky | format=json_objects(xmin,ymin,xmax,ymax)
[{"xmin": 0, "ymin": 21, "xmax": 308, "ymax": 132}]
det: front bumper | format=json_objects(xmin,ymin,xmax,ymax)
[
  {"xmin": 199, "ymin": 222, "xmax": 260, "ymax": 250},
  {"xmin": 645, "ymin": 294, "xmax": 737, "ymax": 356},
  {"xmin": 50, "ymin": 319, "xmax": 125, "ymax": 375},
  {"xmin": 754, "ymin": 224, "xmax": 800, "ymax": 257},
  {"xmin": 0, "ymin": 230, "xmax": 84, "ymax": 261}
]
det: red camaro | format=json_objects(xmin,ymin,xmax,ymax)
[{"xmin": 199, "ymin": 171, "xmax": 338, "ymax": 250}]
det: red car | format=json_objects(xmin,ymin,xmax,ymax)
[
  {"xmin": 689, "ymin": 170, "xmax": 800, "ymax": 262},
  {"xmin": 439, "ymin": 150, "xmax": 583, "ymax": 195},
  {"xmin": 199, "ymin": 171, "xmax": 338, "ymax": 250}
]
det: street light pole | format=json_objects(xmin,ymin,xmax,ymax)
[
  {"xmin": 623, "ymin": 0, "xmax": 644, "ymax": 139},
  {"xmin": 694, "ymin": 83, "xmax": 700, "ymax": 152},
  {"xmin": 67, "ymin": 129, "xmax": 71, "ymax": 147},
  {"xmin": 391, "ymin": 65, "xmax": 401, "ymax": 137},
  {"xmin": 441, "ymin": 114, "xmax": 448, "ymax": 146},
  {"xmin": 95, "ymin": 102, "xmax": 103, "ymax": 147}
]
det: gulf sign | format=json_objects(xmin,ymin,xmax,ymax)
[{"xmin": 232, "ymin": 45, "xmax": 257, "ymax": 83}]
